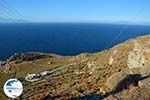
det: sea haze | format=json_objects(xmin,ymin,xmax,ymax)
[{"xmin": 0, "ymin": 23, "xmax": 150, "ymax": 60}]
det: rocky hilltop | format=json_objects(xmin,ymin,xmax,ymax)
[{"xmin": 0, "ymin": 35, "xmax": 150, "ymax": 100}]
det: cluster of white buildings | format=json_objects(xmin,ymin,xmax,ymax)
[{"xmin": 25, "ymin": 71, "xmax": 50, "ymax": 82}]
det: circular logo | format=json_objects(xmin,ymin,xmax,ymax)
[{"xmin": 3, "ymin": 79, "xmax": 23, "ymax": 98}]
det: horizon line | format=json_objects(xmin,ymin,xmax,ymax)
[{"xmin": 0, "ymin": 21, "xmax": 150, "ymax": 26}]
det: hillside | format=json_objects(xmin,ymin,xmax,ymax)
[{"xmin": 0, "ymin": 35, "xmax": 150, "ymax": 100}]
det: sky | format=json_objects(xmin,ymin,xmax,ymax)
[{"xmin": 0, "ymin": 0, "xmax": 150, "ymax": 24}]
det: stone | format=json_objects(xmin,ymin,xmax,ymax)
[
  {"xmin": 105, "ymin": 71, "xmax": 127, "ymax": 91},
  {"xmin": 127, "ymin": 41, "xmax": 150, "ymax": 76},
  {"xmin": 138, "ymin": 77, "xmax": 150, "ymax": 89},
  {"xmin": 87, "ymin": 61, "xmax": 97, "ymax": 74},
  {"xmin": 109, "ymin": 50, "xmax": 118, "ymax": 65},
  {"xmin": 106, "ymin": 95, "xmax": 118, "ymax": 100},
  {"xmin": 48, "ymin": 61, "xmax": 52, "ymax": 65},
  {"xmin": 99, "ymin": 87, "xmax": 106, "ymax": 94}
]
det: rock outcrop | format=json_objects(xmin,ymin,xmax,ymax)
[
  {"xmin": 127, "ymin": 40, "xmax": 150, "ymax": 76},
  {"xmin": 105, "ymin": 71, "xmax": 128, "ymax": 91},
  {"xmin": 109, "ymin": 50, "xmax": 118, "ymax": 65}
]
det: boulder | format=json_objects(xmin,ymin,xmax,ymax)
[
  {"xmin": 48, "ymin": 61, "xmax": 52, "ymax": 65},
  {"xmin": 106, "ymin": 95, "xmax": 118, "ymax": 100},
  {"xmin": 127, "ymin": 41, "xmax": 150, "ymax": 76},
  {"xmin": 138, "ymin": 77, "xmax": 150, "ymax": 89},
  {"xmin": 105, "ymin": 71, "xmax": 128, "ymax": 91}
]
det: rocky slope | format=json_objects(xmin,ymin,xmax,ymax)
[{"xmin": 0, "ymin": 35, "xmax": 150, "ymax": 100}]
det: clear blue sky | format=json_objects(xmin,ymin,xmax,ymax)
[{"xmin": 0, "ymin": 0, "xmax": 150, "ymax": 24}]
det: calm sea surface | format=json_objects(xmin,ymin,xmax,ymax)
[{"xmin": 0, "ymin": 23, "xmax": 150, "ymax": 60}]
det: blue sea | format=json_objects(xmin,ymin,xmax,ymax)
[{"xmin": 0, "ymin": 23, "xmax": 150, "ymax": 60}]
